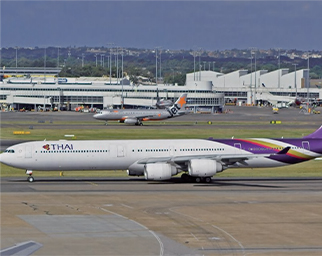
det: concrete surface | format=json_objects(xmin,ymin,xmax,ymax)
[{"xmin": 1, "ymin": 178, "xmax": 322, "ymax": 255}]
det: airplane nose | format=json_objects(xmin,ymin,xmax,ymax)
[
  {"xmin": 93, "ymin": 113, "xmax": 105, "ymax": 120},
  {"xmin": 0, "ymin": 153, "xmax": 6, "ymax": 164},
  {"xmin": 0, "ymin": 152, "xmax": 15, "ymax": 167}
]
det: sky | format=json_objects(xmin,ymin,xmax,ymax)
[{"xmin": 1, "ymin": 0, "xmax": 322, "ymax": 51}]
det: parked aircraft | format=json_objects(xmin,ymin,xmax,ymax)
[
  {"xmin": 1, "ymin": 126, "xmax": 322, "ymax": 183},
  {"xmin": 256, "ymin": 84, "xmax": 298, "ymax": 108},
  {"xmin": 257, "ymin": 88, "xmax": 317, "ymax": 112},
  {"xmin": 93, "ymin": 93, "xmax": 187, "ymax": 125},
  {"xmin": 155, "ymin": 88, "xmax": 173, "ymax": 109}
]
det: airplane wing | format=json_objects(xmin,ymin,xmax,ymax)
[
  {"xmin": 133, "ymin": 114, "xmax": 155, "ymax": 120},
  {"xmin": 137, "ymin": 147, "xmax": 291, "ymax": 167},
  {"xmin": 138, "ymin": 154, "xmax": 259, "ymax": 166},
  {"xmin": 0, "ymin": 241, "xmax": 43, "ymax": 256},
  {"xmin": 121, "ymin": 114, "xmax": 155, "ymax": 124}
]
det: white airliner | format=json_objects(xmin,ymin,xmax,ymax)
[
  {"xmin": 256, "ymin": 83, "xmax": 302, "ymax": 108},
  {"xmin": 1, "ymin": 126, "xmax": 322, "ymax": 183},
  {"xmin": 93, "ymin": 93, "xmax": 187, "ymax": 125}
]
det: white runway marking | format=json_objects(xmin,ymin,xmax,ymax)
[
  {"xmin": 170, "ymin": 206, "xmax": 246, "ymax": 255},
  {"xmin": 212, "ymin": 225, "xmax": 246, "ymax": 256},
  {"xmin": 121, "ymin": 203, "xmax": 134, "ymax": 209},
  {"xmin": 99, "ymin": 207, "xmax": 164, "ymax": 256}
]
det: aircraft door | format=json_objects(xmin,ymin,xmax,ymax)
[
  {"xmin": 234, "ymin": 143, "xmax": 242, "ymax": 154},
  {"xmin": 25, "ymin": 145, "xmax": 32, "ymax": 158},
  {"xmin": 169, "ymin": 146, "xmax": 175, "ymax": 157},
  {"xmin": 302, "ymin": 141, "xmax": 310, "ymax": 151},
  {"xmin": 117, "ymin": 145, "xmax": 125, "ymax": 157}
]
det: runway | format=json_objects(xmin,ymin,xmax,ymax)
[{"xmin": 1, "ymin": 178, "xmax": 322, "ymax": 255}]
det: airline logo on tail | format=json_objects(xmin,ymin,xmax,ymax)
[{"xmin": 168, "ymin": 94, "xmax": 187, "ymax": 116}]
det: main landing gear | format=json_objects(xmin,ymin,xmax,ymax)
[
  {"xmin": 26, "ymin": 170, "xmax": 34, "ymax": 182},
  {"xmin": 181, "ymin": 173, "xmax": 212, "ymax": 183}
]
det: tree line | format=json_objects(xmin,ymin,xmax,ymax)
[{"xmin": 1, "ymin": 47, "xmax": 321, "ymax": 84}]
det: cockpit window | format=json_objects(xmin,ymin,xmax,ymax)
[{"xmin": 4, "ymin": 149, "xmax": 15, "ymax": 153}]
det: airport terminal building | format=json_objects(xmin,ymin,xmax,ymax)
[
  {"xmin": 0, "ymin": 68, "xmax": 321, "ymax": 111},
  {"xmin": 0, "ymin": 74, "xmax": 225, "ymax": 112},
  {"xmin": 187, "ymin": 69, "xmax": 321, "ymax": 105}
]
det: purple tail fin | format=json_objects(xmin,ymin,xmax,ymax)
[{"xmin": 303, "ymin": 125, "xmax": 322, "ymax": 139}]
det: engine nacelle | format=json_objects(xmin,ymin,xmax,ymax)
[
  {"xmin": 144, "ymin": 163, "xmax": 177, "ymax": 181},
  {"xmin": 124, "ymin": 118, "xmax": 138, "ymax": 125},
  {"xmin": 188, "ymin": 159, "xmax": 222, "ymax": 177},
  {"xmin": 127, "ymin": 163, "xmax": 145, "ymax": 176}
]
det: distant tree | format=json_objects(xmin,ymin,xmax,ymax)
[{"xmin": 311, "ymin": 65, "xmax": 322, "ymax": 79}]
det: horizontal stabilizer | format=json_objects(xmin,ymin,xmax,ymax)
[{"xmin": 276, "ymin": 146, "xmax": 291, "ymax": 155}]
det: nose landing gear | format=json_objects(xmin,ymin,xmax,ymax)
[{"xmin": 26, "ymin": 170, "xmax": 34, "ymax": 182}]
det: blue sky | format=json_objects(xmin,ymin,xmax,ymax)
[{"xmin": 1, "ymin": 1, "xmax": 321, "ymax": 50}]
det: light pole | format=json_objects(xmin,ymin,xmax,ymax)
[
  {"xmin": 278, "ymin": 48, "xmax": 281, "ymax": 88},
  {"xmin": 116, "ymin": 47, "xmax": 119, "ymax": 84},
  {"xmin": 44, "ymin": 47, "xmax": 46, "ymax": 82},
  {"xmin": 155, "ymin": 47, "xmax": 158, "ymax": 84},
  {"xmin": 101, "ymin": 54, "xmax": 105, "ymax": 67},
  {"xmin": 292, "ymin": 63, "xmax": 298, "ymax": 97},
  {"xmin": 121, "ymin": 48, "xmax": 124, "ymax": 108},
  {"xmin": 250, "ymin": 48, "xmax": 257, "ymax": 105},
  {"xmin": 171, "ymin": 69, "xmax": 174, "ymax": 84},
  {"xmin": 107, "ymin": 43, "xmax": 114, "ymax": 85},
  {"xmin": 15, "ymin": 47, "xmax": 18, "ymax": 68},
  {"xmin": 109, "ymin": 48, "xmax": 112, "ymax": 85},
  {"xmin": 159, "ymin": 48, "xmax": 162, "ymax": 83},
  {"xmin": 198, "ymin": 49, "xmax": 201, "ymax": 81},
  {"xmin": 193, "ymin": 51, "xmax": 196, "ymax": 81},
  {"xmin": 57, "ymin": 47, "xmax": 60, "ymax": 68},
  {"xmin": 307, "ymin": 54, "xmax": 310, "ymax": 108},
  {"xmin": 250, "ymin": 54, "xmax": 253, "ymax": 105}
]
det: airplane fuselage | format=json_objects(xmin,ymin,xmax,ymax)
[
  {"xmin": 1, "ymin": 137, "xmax": 321, "ymax": 174},
  {"xmin": 93, "ymin": 108, "xmax": 183, "ymax": 122}
]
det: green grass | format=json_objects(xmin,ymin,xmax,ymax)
[{"xmin": 0, "ymin": 125, "xmax": 315, "ymax": 141}]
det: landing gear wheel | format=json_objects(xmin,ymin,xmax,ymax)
[
  {"xmin": 205, "ymin": 177, "xmax": 212, "ymax": 183},
  {"xmin": 27, "ymin": 176, "xmax": 34, "ymax": 183},
  {"xmin": 181, "ymin": 173, "xmax": 189, "ymax": 182}
]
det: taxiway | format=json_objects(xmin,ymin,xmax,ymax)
[{"xmin": 1, "ymin": 178, "xmax": 322, "ymax": 255}]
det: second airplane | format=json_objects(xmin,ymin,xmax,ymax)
[{"xmin": 93, "ymin": 93, "xmax": 187, "ymax": 125}]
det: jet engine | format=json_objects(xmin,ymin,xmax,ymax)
[
  {"xmin": 188, "ymin": 159, "xmax": 223, "ymax": 177},
  {"xmin": 127, "ymin": 163, "xmax": 145, "ymax": 176},
  {"xmin": 144, "ymin": 163, "xmax": 177, "ymax": 180},
  {"xmin": 124, "ymin": 118, "xmax": 139, "ymax": 125}
]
